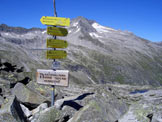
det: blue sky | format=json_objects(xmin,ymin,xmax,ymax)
[{"xmin": 0, "ymin": 0, "xmax": 162, "ymax": 42}]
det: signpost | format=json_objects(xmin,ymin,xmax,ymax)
[
  {"xmin": 47, "ymin": 26, "xmax": 68, "ymax": 36},
  {"xmin": 37, "ymin": 0, "xmax": 70, "ymax": 106},
  {"xmin": 46, "ymin": 39, "xmax": 68, "ymax": 48},
  {"xmin": 46, "ymin": 50, "xmax": 67, "ymax": 59},
  {"xmin": 40, "ymin": 16, "xmax": 70, "ymax": 26}
]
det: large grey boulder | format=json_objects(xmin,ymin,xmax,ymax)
[
  {"xmin": 31, "ymin": 103, "xmax": 48, "ymax": 116},
  {"xmin": 63, "ymin": 85, "xmax": 128, "ymax": 122},
  {"xmin": 118, "ymin": 88, "xmax": 162, "ymax": 122},
  {"xmin": 32, "ymin": 106, "xmax": 62, "ymax": 122},
  {"xmin": 20, "ymin": 104, "xmax": 32, "ymax": 118},
  {"xmin": 69, "ymin": 96, "xmax": 127, "ymax": 122},
  {"xmin": 69, "ymin": 100, "xmax": 105, "ymax": 122},
  {"xmin": 54, "ymin": 95, "xmax": 83, "ymax": 109},
  {"xmin": 152, "ymin": 111, "xmax": 162, "ymax": 122},
  {"xmin": 0, "ymin": 96, "xmax": 27, "ymax": 122},
  {"xmin": 12, "ymin": 83, "xmax": 48, "ymax": 105}
]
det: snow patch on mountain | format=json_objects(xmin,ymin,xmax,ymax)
[
  {"xmin": 92, "ymin": 23, "xmax": 116, "ymax": 33},
  {"xmin": 73, "ymin": 22, "xmax": 78, "ymax": 26},
  {"xmin": 3, "ymin": 32, "xmax": 9, "ymax": 36},
  {"xmin": 89, "ymin": 32, "xmax": 102, "ymax": 38},
  {"xmin": 42, "ymin": 30, "xmax": 46, "ymax": 34},
  {"xmin": 75, "ymin": 28, "xmax": 80, "ymax": 33}
]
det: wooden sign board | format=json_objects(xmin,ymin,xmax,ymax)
[
  {"xmin": 36, "ymin": 69, "xmax": 69, "ymax": 86},
  {"xmin": 40, "ymin": 16, "xmax": 70, "ymax": 26},
  {"xmin": 47, "ymin": 27, "xmax": 68, "ymax": 36},
  {"xmin": 46, "ymin": 39, "xmax": 68, "ymax": 48},
  {"xmin": 46, "ymin": 50, "xmax": 67, "ymax": 59}
]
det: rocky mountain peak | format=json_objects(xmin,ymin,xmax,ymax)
[
  {"xmin": 70, "ymin": 16, "xmax": 125, "ymax": 35},
  {"xmin": 70, "ymin": 16, "xmax": 96, "ymax": 33},
  {"xmin": 71, "ymin": 16, "xmax": 95, "ymax": 25}
]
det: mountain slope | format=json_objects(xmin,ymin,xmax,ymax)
[
  {"xmin": 0, "ymin": 16, "xmax": 162, "ymax": 86},
  {"xmin": 66, "ymin": 17, "xmax": 162, "ymax": 85}
]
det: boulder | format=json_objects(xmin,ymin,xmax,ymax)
[
  {"xmin": 70, "ymin": 100, "xmax": 123, "ymax": 122},
  {"xmin": 152, "ymin": 111, "xmax": 162, "ymax": 122},
  {"xmin": 54, "ymin": 95, "xmax": 81, "ymax": 109},
  {"xmin": 20, "ymin": 104, "xmax": 32, "ymax": 118},
  {"xmin": 0, "ymin": 96, "xmax": 27, "ymax": 122},
  {"xmin": 118, "ymin": 104, "xmax": 151, "ymax": 122},
  {"xmin": 31, "ymin": 103, "xmax": 48, "ymax": 115},
  {"xmin": 31, "ymin": 106, "xmax": 62, "ymax": 122},
  {"xmin": 12, "ymin": 83, "xmax": 48, "ymax": 105},
  {"xmin": 68, "ymin": 87, "xmax": 128, "ymax": 122},
  {"xmin": 27, "ymin": 81, "xmax": 53, "ymax": 99}
]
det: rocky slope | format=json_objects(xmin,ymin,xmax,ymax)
[{"xmin": 1, "ymin": 81, "xmax": 162, "ymax": 122}]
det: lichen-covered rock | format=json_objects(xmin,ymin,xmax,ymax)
[
  {"xmin": 67, "ymin": 85, "xmax": 128, "ymax": 122},
  {"xmin": 0, "ymin": 96, "xmax": 16, "ymax": 122},
  {"xmin": 0, "ymin": 96, "xmax": 27, "ymax": 122},
  {"xmin": 152, "ymin": 111, "xmax": 162, "ymax": 122},
  {"xmin": 118, "ymin": 88, "xmax": 162, "ymax": 122},
  {"xmin": 69, "ymin": 100, "xmax": 104, "ymax": 122},
  {"xmin": 31, "ymin": 103, "xmax": 48, "ymax": 115},
  {"xmin": 12, "ymin": 83, "xmax": 48, "ymax": 105},
  {"xmin": 33, "ymin": 106, "xmax": 62, "ymax": 122},
  {"xmin": 26, "ymin": 81, "xmax": 53, "ymax": 99},
  {"xmin": 119, "ymin": 104, "xmax": 151, "ymax": 122}
]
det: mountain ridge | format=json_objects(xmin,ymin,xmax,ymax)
[
  {"xmin": 0, "ymin": 16, "xmax": 162, "ymax": 86},
  {"xmin": 0, "ymin": 24, "xmax": 44, "ymax": 34}
]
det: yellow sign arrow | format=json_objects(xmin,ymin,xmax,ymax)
[
  {"xmin": 40, "ymin": 16, "xmax": 70, "ymax": 26},
  {"xmin": 46, "ymin": 50, "xmax": 67, "ymax": 59},
  {"xmin": 47, "ymin": 27, "xmax": 68, "ymax": 36},
  {"xmin": 47, "ymin": 39, "xmax": 68, "ymax": 48}
]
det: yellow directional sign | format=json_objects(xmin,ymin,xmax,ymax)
[
  {"xmin": 46, "ymin": 50, "xmax": 67, "ymax": 59},
  {"xmin": 47, "ymin": 39, "xmax": 68, "ymax": 48},
  {"xmin": 47, "ymin": 27, "xmax": 68, "ymax": 36},
  {"xmin": 40, "ymin": 16, "xmax": 70, "ymax": 26}
]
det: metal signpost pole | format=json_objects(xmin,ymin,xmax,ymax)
[
  {"xmin": 39, "ymin": 0, "xmax": 69, "ymax": 106},
  {"xmin": 51, "ymin": 85, "xmax": 55, "ymax": 106},
  {"xmin": 51, "ymin": 0, "xmax": 57, "ymax": 106}
]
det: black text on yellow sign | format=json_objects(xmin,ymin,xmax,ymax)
[
  {"xmin": 46, "ymin": 39, "xmax": 68, "ymax": 48},
  {"xmin": 40, "ymin": 16, "xmax": 70, "ymax": 26},
  {"xmin": 46, "ymin": 50, "xmax": 67, "ymax": 59},
  {"xmin": 47, "ymin": 27, "xmax": 68, "ymax": 36}
]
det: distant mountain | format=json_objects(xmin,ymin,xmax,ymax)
[
  {"xmin": 156, "ymin": 41, "xmax": 162, "ymax": 46},
  {"xmin": 0, "ymin": 16, "xmax": 162, "ymax": 86},
  {"xmin": 0, "ymin": 24, "xmax": 44, "ymax": 34}
]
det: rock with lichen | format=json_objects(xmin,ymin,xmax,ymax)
[{"xmin": 11, "ymin": 83, "xmax": 49, "ymax": 105}]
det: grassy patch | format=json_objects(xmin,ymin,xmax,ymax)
[{"xmin": 113, "ymin": 74, "xmax": 125, "ymax": 84}]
